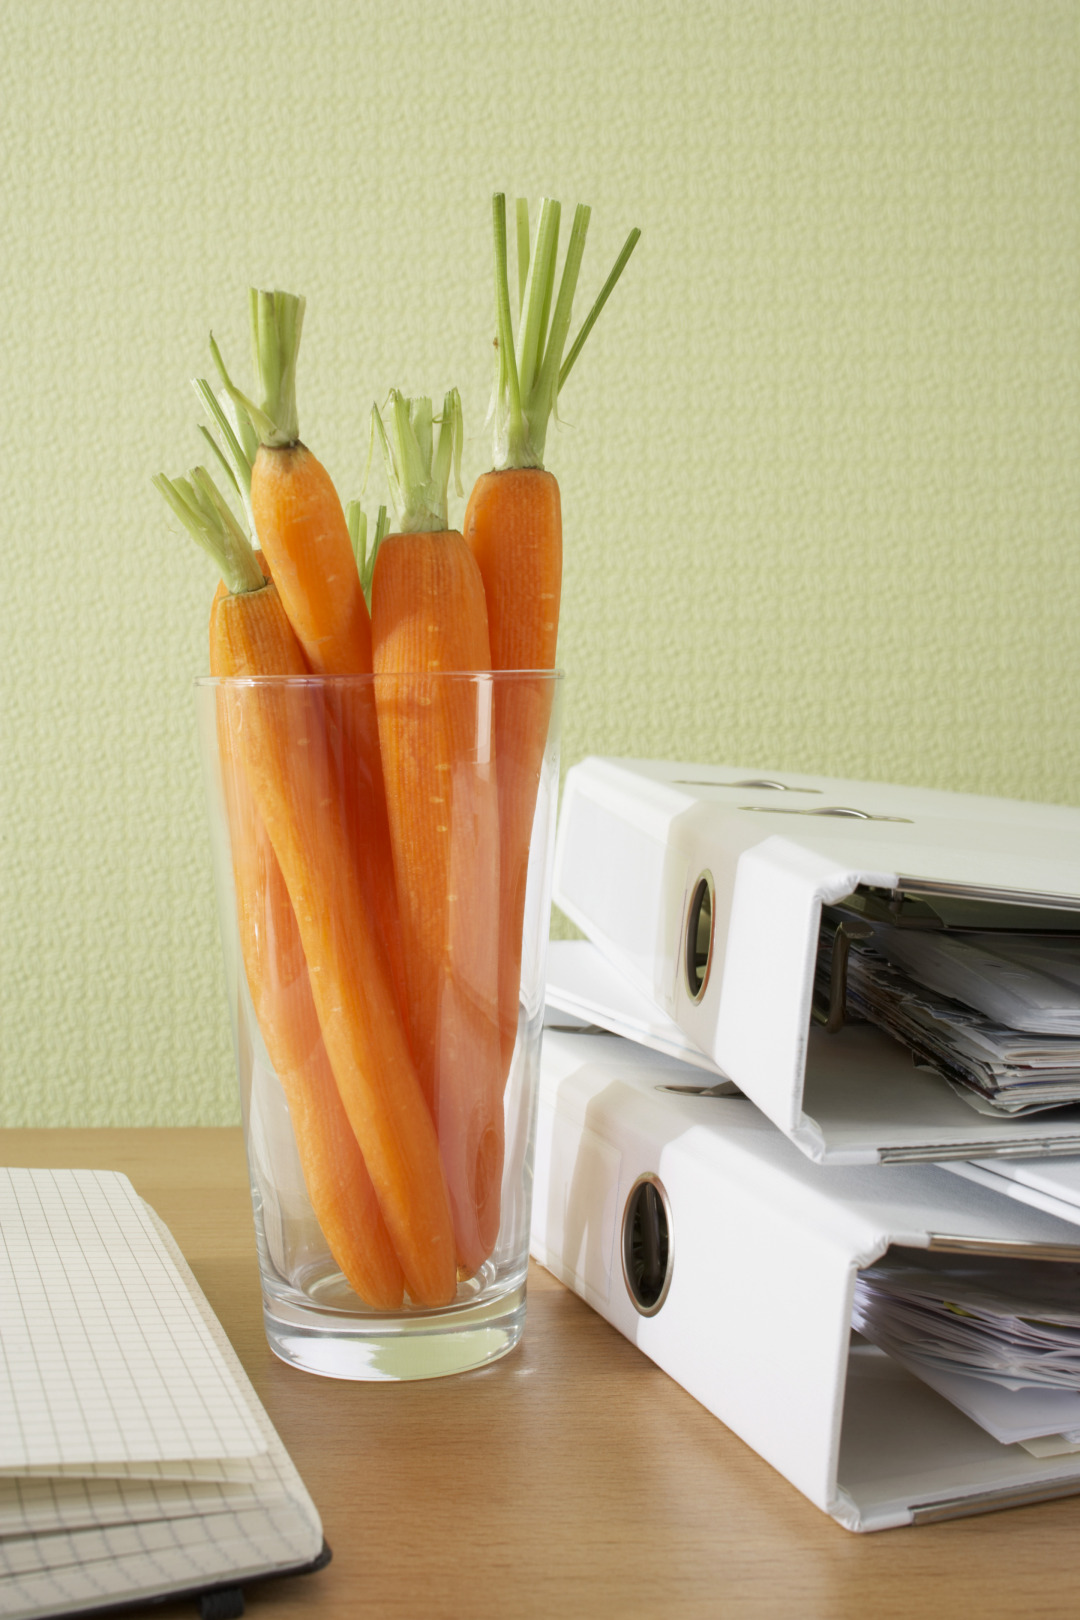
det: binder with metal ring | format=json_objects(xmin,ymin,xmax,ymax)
[
  {"xmin": 530, "ymin": 1023, "xmax": 1080, "ymax": 1532},
  {"xmin": 552, "ymin": 757, "xmax": 1080, "ymax": 1165}
]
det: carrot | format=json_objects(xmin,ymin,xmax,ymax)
[
  {"xmin": 463, "ymin": 194, "xmax": 640, "ymax": 1071},
  {"xmin": 207, "ymin": 295, "xmax": 409, "ymax": 1027},
  {"xmin": 210, "ymin": 293, "xmax": 370, "ymax": 676},
  {"xmin": 156, "ymin": 466, "xmax": 456, "ymax": 1307},
  {"xmin": 369, "ymin": 390, "xmax": 504, "ymax": 1276},
  {"xmin": 154, "ymin": 470, "xmax": 405, "ymax": 1308}
]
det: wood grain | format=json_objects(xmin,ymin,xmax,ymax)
[{"xmin": 4, "ymin": 1128, "xmax": 1080, "ymax": 1620}]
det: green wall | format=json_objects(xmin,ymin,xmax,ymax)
[{"xmin": 2, "ymin": 1, "xmax": 1077, "ymax": 1126}]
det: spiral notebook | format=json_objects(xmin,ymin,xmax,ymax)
[{"xmin": 0, "ymin": 1167, "xmax": 327, "ymax": 1620}]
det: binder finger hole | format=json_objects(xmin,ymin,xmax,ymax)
[
  {"xmin": 685, "ymin": 871, "xmax": 715, "ymax": 1003},
  {"xmin": 621, "ymin": 1174, "xmax": 673, "ymax": 1316}
]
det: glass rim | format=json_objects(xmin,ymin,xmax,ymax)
[{"xmin": 194, "ymin": 668, "xmax": 565, "ymax": 688}]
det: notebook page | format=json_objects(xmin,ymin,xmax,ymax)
[
  {"xmin": 0, "ymin": 1169, "xmax": 265, "ymax": 1469},
  {"xmin": 0, "ymin": 1473, "xmax": 259, "ymax": 1538},
  {"xmin": 0, "ymin": 1183, "xmax": 324, "ymax": 1620}
]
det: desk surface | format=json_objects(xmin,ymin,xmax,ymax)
[{"xmin": 4, "ymin": 1127, "xmax": 1080, "ymax": 1620}]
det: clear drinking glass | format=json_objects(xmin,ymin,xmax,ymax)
[{"xmin": 195, "ymin": 670, "xmax": 562, "ymax": 1380}]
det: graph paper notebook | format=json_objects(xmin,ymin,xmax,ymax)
[{"xmin": 0, "ymin": 1168, "xmax": 327, "ymax": 1620}]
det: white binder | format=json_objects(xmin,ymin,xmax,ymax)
[
  {"xmin": 545, "ymin": 938, "xmax": 728, "ymax": 1074},
  {"xmin": 944, "ymin": 1155, "xmax": 1080, "ymax": 1229},
  {"xmin": 552, "ymin": 757, "xmax": 1080, "ymax": 1164},
  {"xmin": 530, "ymin": 1024, "xmax": 1080, "ymax": 1531}
]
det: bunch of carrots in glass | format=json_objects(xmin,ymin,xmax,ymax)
[{"xmin": 155, "ymin": 195, "xmax": 639, "ymax": 1311}]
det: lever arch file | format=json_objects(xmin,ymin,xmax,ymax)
[
  {"xmin": 529, "ymin": 1025, "xmax": 1080, "ymax": 1531},
  {"xmin": 552, "ymin": 757, "xmax": 1080, "ymax": 1164},
  {"xmin": 944, "ymin": 1154, "xmax": 1080, "ymax": 1230},
  {"xmin": 545, "ymin": 938, "xmax": 728, "ymax": 1075}
]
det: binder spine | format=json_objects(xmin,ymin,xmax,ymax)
[
  {"xmin": 530, "ymin": 1039, "xmax": 878, "ymax": 1517},
  {"xmin": 553, "ymin": 762, "xmax": 680, "ymax": 1000},
  {"xmin": 707, "ymin": 837, "xmax": 891, "ymax": 1134}
]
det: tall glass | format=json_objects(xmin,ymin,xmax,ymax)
[{"xmin": 195, "ymin": 670, "xmax": 562, "ymax": 1380}]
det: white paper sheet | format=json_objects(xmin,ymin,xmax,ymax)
[
  {"xmin": 0, "ymin": 1168, "xmax": 323, "ymax": 1620},
  {"xmin": 853, "ymin": 1252, "xmax": 1080, "ymax": 1446}
]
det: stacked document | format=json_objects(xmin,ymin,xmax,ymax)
[
  {"xmin": 874, "ymin": 929, "xmax": 1080, "ymax": 1036},
  {"xmin": 822, "ymin": 916, "xmax": 1080, "ymax": 1116},
  {"xmin": 552, "ymin": 755, "xmax": 1080, "ymax": 1163},
  {"xmin": 853, "ymin": 1250, "xmax": 1080, "ymax": 1456},
  {"xmin": 530, "ymin": 1018, "xmax": 1080, "ymax": 1530},
  {"xmin": 539, "ymin": 758, "xmax": 1080, "ymax": 1526}
]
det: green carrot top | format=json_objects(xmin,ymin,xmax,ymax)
[
  {"xmin": 211, "ymin": 288, "xmax": 306, "ymax": 451},
  {"xmin": 192, "ymin": 376, "xmax": 259, "ymax": 535},
  {"xmin": 489, "ymin": 194, "xmax": 640, "ymax": 472},
  {"xmin": 369, "ymin": 389, "xmax": 464, "ymax": 535},
  {"xmin": 153, "ymin": 464, "xmax": 265, "ymax": 596},
  {"xmin": 346, "ymin": 500, "xmax": 390, "ymax": 608}
]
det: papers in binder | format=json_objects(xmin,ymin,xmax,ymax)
[
  {"xmin": 818, "ymin": 915, "xmax": 1080, "ymax": 1117},
  {"xmin": 531, "ymin": 1023, "xmax": 1080, "ymax": 1530},
  {"xmin": 853, "ymin": 1251, "xmax": 1080, "ymax": 1454},
  {"xmin": 552, "ymin": 756, "xmax": 1080, "ymax": 1163},
  {"xmin": 872, "ymin": 929, "xmax": 1080, "ymax": 1037}
]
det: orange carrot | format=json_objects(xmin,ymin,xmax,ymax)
[
  {"xmin": 464, "ymin": 466, "xmax": 560, "ymax": 1073},
  {"xmin": 464, "ymin": 194, "xmax": 640, "ymax": 1071},
  {"xmin": 157, "ymin": 473, "xmax": 405, "ymax": 1307},
  {"xmin": 221, "ymin": 742, "xmax": 406, "ymax": 1309},
  {"xmin": 156, "ymin": 467, "xmax": 456, "ymax": 1308},
  {"xmin": 370, "ymin": 390, "xmax": 504, "ymax": 1276},
  {"xmin": 212, "ymin": 591, "xmax": 405, "ymax": 1309},
  {"xmin": 209, "ymin": 294, "xmax": 370, "ymax": 676},
  {"xmin": 209, "ymin": 294, "xmax": 409, "ymax": 1027}
]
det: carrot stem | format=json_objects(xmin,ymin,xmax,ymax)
[
  {"xmin": 210, "ymin": 289, "xmax": 305, "ymax": 452},
  {"xmin": 346, "ymin": 502, "xmax": 367, "ymax": 570},
  {"xmin": 532, "ymin": 202, "xmax": 590, "ymax": 447},
  {"xmin": 249, "ymin": 288, "xmax": 304, "ymax": 447},
  {"xmin": 154, "ymin": 468, "xmax": 264, "ymax": 596},
  {"xmin": 559, "ymin": 226, "xmax": 642, "ymax": 391},
  {"xmin": 491, "ymin": 195, "xmax": 528, "ymax": 470},
  {"xmin": 193, "ymin": 378, "xmax": 260, "ymax": 535},
  {"xmin": 372, "ymin": 389, "xmax": 463, "ymax": 535},
  {"xmin": 488, "ymin": 193, "xmax": 640, "ymax": 471},
  {"xmin": 515, "ymin": 197, "xmax": 530, "ymax": 315},
  {"xmin": 197, "ymin": 423, "xmax": 242, "ymax": 507},
  {"xmin": 346, "ymin": 500, "xmax": 389, "ymax": 609},
  {"xmin": 516, "ymin": 198, "xmax": 561, "ymax": 411}
]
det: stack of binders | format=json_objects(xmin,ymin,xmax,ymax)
[{"xmin": 531, "ymin": 758, "xmax": 1080, "ymax": 1530}]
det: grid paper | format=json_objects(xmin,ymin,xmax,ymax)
[
  {"xmin": 0, "ymin": 1174, "xmax": 323, "ymax": 1620},
  {"xmin": 0, "ymin": 1169, "xmax": 264, "ymax": 1469}
]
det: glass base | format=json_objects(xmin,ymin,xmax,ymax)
[{"xmin": 262, "ymin": 1279, "xmax": 527, "ymax": 1381}]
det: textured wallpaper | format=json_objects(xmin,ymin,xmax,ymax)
[{"xmin": 1, "ymin": 0, "xmax": 1077, "ymax": 1126}]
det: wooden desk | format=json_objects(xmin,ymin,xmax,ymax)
[{"xmin": 4, "ymin": 1128, "xmax": 1080, "ymax": 1620}]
